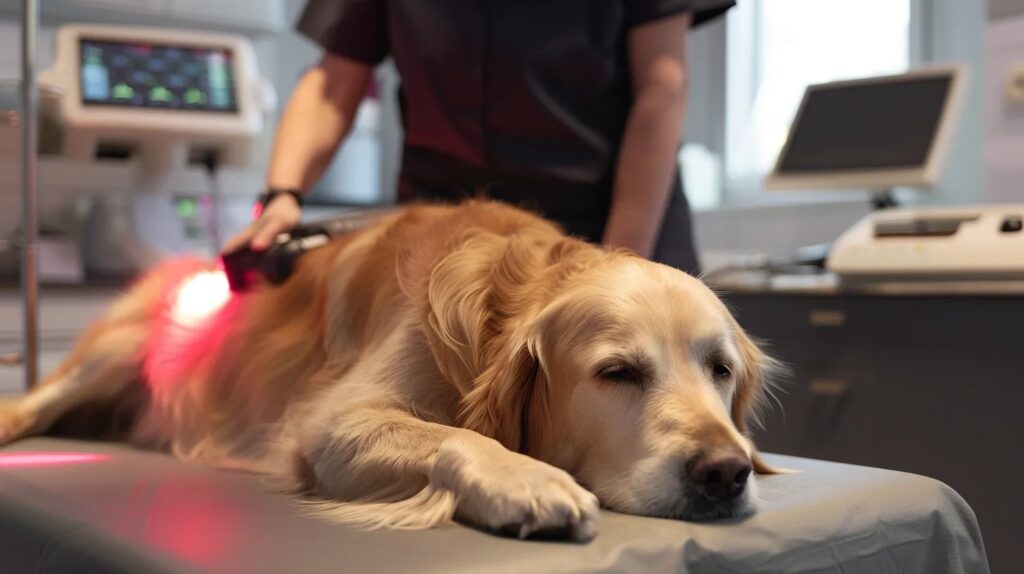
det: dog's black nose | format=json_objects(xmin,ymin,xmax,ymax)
[{"xmin": 687, "ymin": 453, "xmax": 752, "ymax": 500}]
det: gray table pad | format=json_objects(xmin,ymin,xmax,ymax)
[{"xmin": 0, "ymin": 438, "xmax": 988, "ymax": 574}]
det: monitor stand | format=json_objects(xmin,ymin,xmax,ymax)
[{"xmin": 870, "ymin": 188, "xmax": 899, "ymax": 210}]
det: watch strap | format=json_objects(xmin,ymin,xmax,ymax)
[{"xmin": 258, "ymin": 188, "xmax": 304, "ymax": 209}]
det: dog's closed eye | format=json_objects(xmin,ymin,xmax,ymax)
[{"xmin": 596, "ymin": 361, "xmax": 651, "ymax": 387}]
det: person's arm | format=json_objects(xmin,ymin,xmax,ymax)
[
  {"xmin": 224, "ymin": 53, "xmax": 374, "ymax": 252},
  {"xmin": 602, "ymin": 12, "xmax": 692, "ymax": 258}
]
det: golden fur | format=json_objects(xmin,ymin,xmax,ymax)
[{"xmin": 0, "ymin": 200, "xmax": 777, "ymax": 540}]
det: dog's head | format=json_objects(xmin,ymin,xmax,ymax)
[{"xmin": 428, "ymin": 230, "xmax": 778, "ymax": 521}]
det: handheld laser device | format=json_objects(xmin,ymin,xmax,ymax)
[{"xmin": 221, "ymin": 209, "xmax": 394, "ymax": 292}]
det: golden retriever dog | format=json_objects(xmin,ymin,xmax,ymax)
[{"xmin": 0, "ymin": 200, "xmax": 777, "ymax": 541}]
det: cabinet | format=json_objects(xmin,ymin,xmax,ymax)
[{"xmin": 725, "ymin": 292, "xmax": 1023, "ymax": 572}]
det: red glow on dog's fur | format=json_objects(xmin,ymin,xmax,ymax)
[
  {"xmin": 0, "ymin": 452, "xmax": 111, "ymax": 467},
  {"xmin": 144, "ymin": 267, "xmax": 240, "ymax": 393}
]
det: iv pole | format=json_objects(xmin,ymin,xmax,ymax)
[{"xmin": 21, "ymin": 0, "xmax": 39, "ymax": 390}]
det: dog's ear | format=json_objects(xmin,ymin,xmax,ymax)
[
  {"xmin": 424, "ymin": 231, "xmax": 549, "ymax": 452},
  {"xmin": 732, "ymin": 325, "xmax": 784, "ymax": 475},
  {"xmin": 458, "ymin": 330, "xmax": 541, "ymax": 452}
]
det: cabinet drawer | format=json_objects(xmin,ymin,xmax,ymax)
[
  {"xmin": 754, "ymin": 361, "xmax": 872, "ymax": 466},
  {"xmin": 725, "ymin": 295, "xmax": 873, "ymax": 349}
]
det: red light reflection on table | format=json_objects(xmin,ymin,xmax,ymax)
[
  {"xmin": 114, "ymin": 477, "xmax": 242, "ymax": 568},
  {"xmin": 0, "ymin": 452, "xmax": 111, "ymax": 468}
]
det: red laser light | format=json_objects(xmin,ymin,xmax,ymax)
[
  {"xmin": 0, "ymin": 452, "xmax": 111, "ymax": 468},
  {"xmin": 170, "ymin": 270, "xmax": 232, "ymax": 327}
]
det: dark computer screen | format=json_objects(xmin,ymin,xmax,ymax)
[
  {"xmin": 778, "ymin": 76, "xmax": 951, "ymax": 172},
  {"xmin": 79, "ymin": 39, "xmax": 238, "ymax": 113}
]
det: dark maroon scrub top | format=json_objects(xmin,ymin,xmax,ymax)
[{"xmin": 297, "ymin": 0, "xmax": 735, "ymax": 273}]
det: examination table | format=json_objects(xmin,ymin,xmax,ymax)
[{"xmin": 0, "ymin": 437, "xmax": 988, "ymax": 573}]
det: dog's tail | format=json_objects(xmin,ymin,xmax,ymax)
[{"xmin": 295, "ymin": 486, "xmax": 460, "ymax": 531}]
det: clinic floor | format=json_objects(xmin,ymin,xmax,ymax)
[{"xmin": 0, "ymin": 286, "xmax": 117, "ymax": 398}]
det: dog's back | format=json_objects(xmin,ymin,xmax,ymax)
[{"xmin": 1, "ymin": 201, "xmax": 562, "ymax": 469}]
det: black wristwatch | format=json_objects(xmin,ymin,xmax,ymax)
[{"xmin": 257, "ymin": 187, "xmax": 304, "ymax": 210}]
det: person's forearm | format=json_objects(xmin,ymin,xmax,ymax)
[
  {"xmin": 266, "ymin": 56, "xmax": 373, "ymax": 193},
  {"xmin": 603, "ymin": 82, "xmax": 688, "ymax": 258}
]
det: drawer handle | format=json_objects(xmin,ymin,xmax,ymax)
[
  {"xmin": 808, "ymin": 379, "xmax": 851, "ymax": 429},
  {"xmin": 809, "ymin": 378, "xmax": 849, "ymax": 397},
  {"xmin": 809, "ymin": 309, "xmax": 847, "ymax": 327}
]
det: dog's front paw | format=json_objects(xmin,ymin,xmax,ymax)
[
  {"xmin": 439, "ymin": 443, "xmax": 600, "ymax": 542},
  {"xmin": 0, "ymin": 407, "xmax": 32, "ymax": 446}
]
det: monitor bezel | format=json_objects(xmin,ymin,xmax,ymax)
[
  {"xmin": 764, "ymin": 65, "xmax": 966, "ymax": 192},
  {"xmin": 46, "ymin": 25, "xmax": 262, "ymax": 139}
]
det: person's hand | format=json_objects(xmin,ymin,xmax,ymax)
[{"xmin": 223, "ymin": 193, "xmax": 303, "ymax": 253}]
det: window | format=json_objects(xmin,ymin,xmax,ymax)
[{"xmin": 724, "ymin": 0, "xmax": 911, "ymax": 199}]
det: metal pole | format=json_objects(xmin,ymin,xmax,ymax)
[{"xmin": 20, "ymin": 0, "xmax": 39, "ymax": 390}]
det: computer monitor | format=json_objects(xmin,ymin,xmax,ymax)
[{"xmin": 765, "ymin": 66, "xmax": 965, "ymax": 192}]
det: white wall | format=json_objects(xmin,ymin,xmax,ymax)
[
  {"xmin": 693, "ymin": 198, "xmax": 872, "ymax": 267},
  {"xmin": 911, "ymin": 0, "xmax": 986, "ymax": 206},
  {"xmin": 984, "ymin": 3, "xmax": 1024, "ymax": 202},
  {"xmin": 0, "ymin": 0, "xmax": 287, "ymax": 34}
]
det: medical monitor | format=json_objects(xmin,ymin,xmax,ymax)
[
  {"xmin": 765, "ymin": 66, "xmax": 965, "ymax": 191},
  {"xmin": 39, "ymin": 24, "xmax": 275, "ymax": 168},
  {"xmin": 43, "ymin": 25, "xmax": 268, "ymax": 157}
]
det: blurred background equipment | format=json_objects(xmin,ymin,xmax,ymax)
[
  {"xmin": 719, "ymin": 65, "xmax": 1024, "ymax": 285},
  {"xmin": 48, "ymin": 25, "xmax": 270, "ymax": 171},
  {"xmin": 1, "ymin": 23, "xmax": 277, "ymax": 281}
]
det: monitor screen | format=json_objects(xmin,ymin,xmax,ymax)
[
  {"xmin": 79, "ymin": 39, "xmax": 238, "ymax": 113},
  {"xmin": 777, "ymin": 76, "xmax": 952, "ymax": 173}
]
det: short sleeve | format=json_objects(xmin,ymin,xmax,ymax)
[
  {"xmin": 624, "ymin": 0, "xmax": 737, "ymax": 29},
  {"xmin": 295, "ymin": 0, "xmax": 389, "ymax": 65}
]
